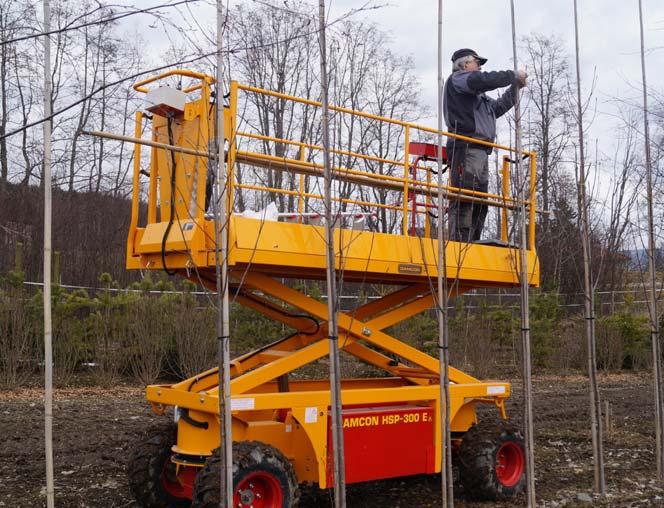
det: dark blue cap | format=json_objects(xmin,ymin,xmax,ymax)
[{"xmin": 451, "ymin": 48, "xmax": 487, "ymax": 65}]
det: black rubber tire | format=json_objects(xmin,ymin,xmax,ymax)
[
  {"xmin": 192, "ymin": 440, "xmax": 300, "ymax": 508},
  {"xmin": 127, "ymin": 422, "xmax": 191, "ymax": 508},
  {"xmin": 457, "ymin": 418, "xmax": 526, "ymax": 500}
]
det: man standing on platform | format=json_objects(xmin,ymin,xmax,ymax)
[{"xmin": 443, "ymin": 48, "xmax": 527, "ymax": 242}]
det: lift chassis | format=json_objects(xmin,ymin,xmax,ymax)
[{"xmin": 115, "ymin": 70, "xmax": 539, "ymax": 507}]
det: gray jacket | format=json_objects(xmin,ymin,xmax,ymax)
[{"xmin": 443, "ymin": 70, "xmax": 518, "ymax": 152}]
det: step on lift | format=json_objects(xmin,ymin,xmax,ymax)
[{"xmin": 118, "ymin": 70, "xmax": 539, "ymax": 507}]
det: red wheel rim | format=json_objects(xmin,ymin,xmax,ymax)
[
  {"xmin": 495, "ymin": 441, "xmax": 524, "ymax": 487},
  {"xmin": 234, "ymin": 471, "xmax": 284, "ymax": 508},
  {"xmin": 160, "ymin": 459, "xmax": 196, "ymax": 500}
]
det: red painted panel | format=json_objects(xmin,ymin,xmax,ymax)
[
  {"xmin": 408, "ymin": 142, "xmax": 448, "ymax": 163},
  {"xmin": 326, "ymin": 405, "xmax": 435, "ymax": 485}
]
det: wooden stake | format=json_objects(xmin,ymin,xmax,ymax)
[
  {"xmin": 572, "ymin": 0, "xmax": 606, "ymax": 494},
  {"xmin": 214, "ymin": 2, "xmax": 233, "ymax": 505},
  {"xmin": 436, "ymin": 1, "xmax": 454, "ymax": 506},
  {"xmin": 42, "ymin": 1, "xmax": 55, "ymax": 506},
  {"xmin": 638, "ymin": 0, "xmax": 664, "ymax": 481},
  {"xmin": 319, "ymin": 2, "xmax": 347, "ymax": 506}
]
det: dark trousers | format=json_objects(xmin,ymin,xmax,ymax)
[{"xmin": 448, "ymin": 146, "xmax": 489, "ymax": 242}]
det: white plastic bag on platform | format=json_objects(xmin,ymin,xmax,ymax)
[{"xmin": 238, "ymin": 201, "xmax": 279, "ymax": 222}]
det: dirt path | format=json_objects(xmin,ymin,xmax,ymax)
[{"xmin": 1, "ymin": 373, "xmax": 662, "ymax": 507}]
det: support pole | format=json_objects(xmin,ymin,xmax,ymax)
[
  {"xmin": 508, "ymin": 2, "xmax": 536, "ymax": 506},
  {"xmin": 318, "ymin": 2, "xmax": 346, "ymax": 506},
  {"xmin": 638, "ymin": 0, "xmax": 664, "ymax": 481},
  {"xmin": 573, "ymin": 0, "xmax": 606, "ymax": 494},
  {"xmin": 215, "ymin": 1, "xmax": 233, "ymax": 505},
  {"xmin": 42, "ymin": 1, "xmax": 55, "ymax": 507},
  {"xmin": 436, "ymin": 1, "xmax": 453, "ymax": 507}
]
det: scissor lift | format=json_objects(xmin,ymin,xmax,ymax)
[{"xmin": 123, "ymin": 70, "xmax": 539, "ymax": 507}]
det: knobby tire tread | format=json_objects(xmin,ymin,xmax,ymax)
[
  {"xmin": 192, "ymin": 440, "xmax": 300, "ymax": 508},
  {"xmin": 457, "ymin": 418, "xmax": 526, "ymax": 501},
  {"xmin": 127, "ymin": 421, "xmax": 190, "ymax": 508}
]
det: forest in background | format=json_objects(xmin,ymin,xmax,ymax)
[
  {"xmin": 1, "ymin": 0, "xmax": 664, "ymax": 388},
  {"xmin": 0, "ymin": 225, "xmax": 657, "ymax": 389}
]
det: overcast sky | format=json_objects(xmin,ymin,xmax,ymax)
[
  {"xmin": 130, "ymin": 0, "xmax": 663, "ymax": 167},
  {"xmin": 325, "ymin": 0, "xmax": 664, "ymax": 151}
]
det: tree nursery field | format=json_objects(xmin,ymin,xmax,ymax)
[
  {"xmin": 1, "ymin": 372, "xmax": 662, "ymax": 507},
  {"xmin": 1, "ymin": 1, "xmax": 663, "ymax": 507}
]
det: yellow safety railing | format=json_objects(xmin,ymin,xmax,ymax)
[
  {"xmin": 132, "ymin": 69, "xmax": 215, "ymax": 93},
  {"xmin": 127, "ymin": 71, "xmax": 538, "ymax": 254},
  {"xmin": 231, "ymin": 82, "xmax": 537, "ymax": 250}
]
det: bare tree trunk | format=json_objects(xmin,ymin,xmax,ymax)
[
  {"xmin": 437, "ymin": 1, "xmax": 453, "ymax": 506},
  {"xmin": 42, "ymin": 0, "xmax": 55, "ymax": 505},
  {"xmin": 638, "ymin": 0, "xmax": 664, "ymax": 481},
  {"xmin": 95, "ymin": 55, "xmax": 107, "ymax": 193},
  {"xmin": 214, "ymin": 2, "xmax": 233, "ymax": 505},
  {"xmin": 319, "ymin": 2, "xmax": 346, "ymax": 506},
  {"xmin": 573, "ymin": 0, "xmax": 606, "ymax": 494},
  {"xmin": 13, "ymin": 47, "xmax": 37, "ymax": 186},
  {"xmin": 114, "ymin": 87, "xmax": 132, "ymax": 196},
  {"xmin": 68, "ymin": 29, "xmax": 91, "ymax": 192},
  {"xmin": 509, "ymin": 2, "xmax": 536, "ymax": 505},
  {"xmin": 0, "ymin": 3, "xmax": 11, "ymax": 187}
]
